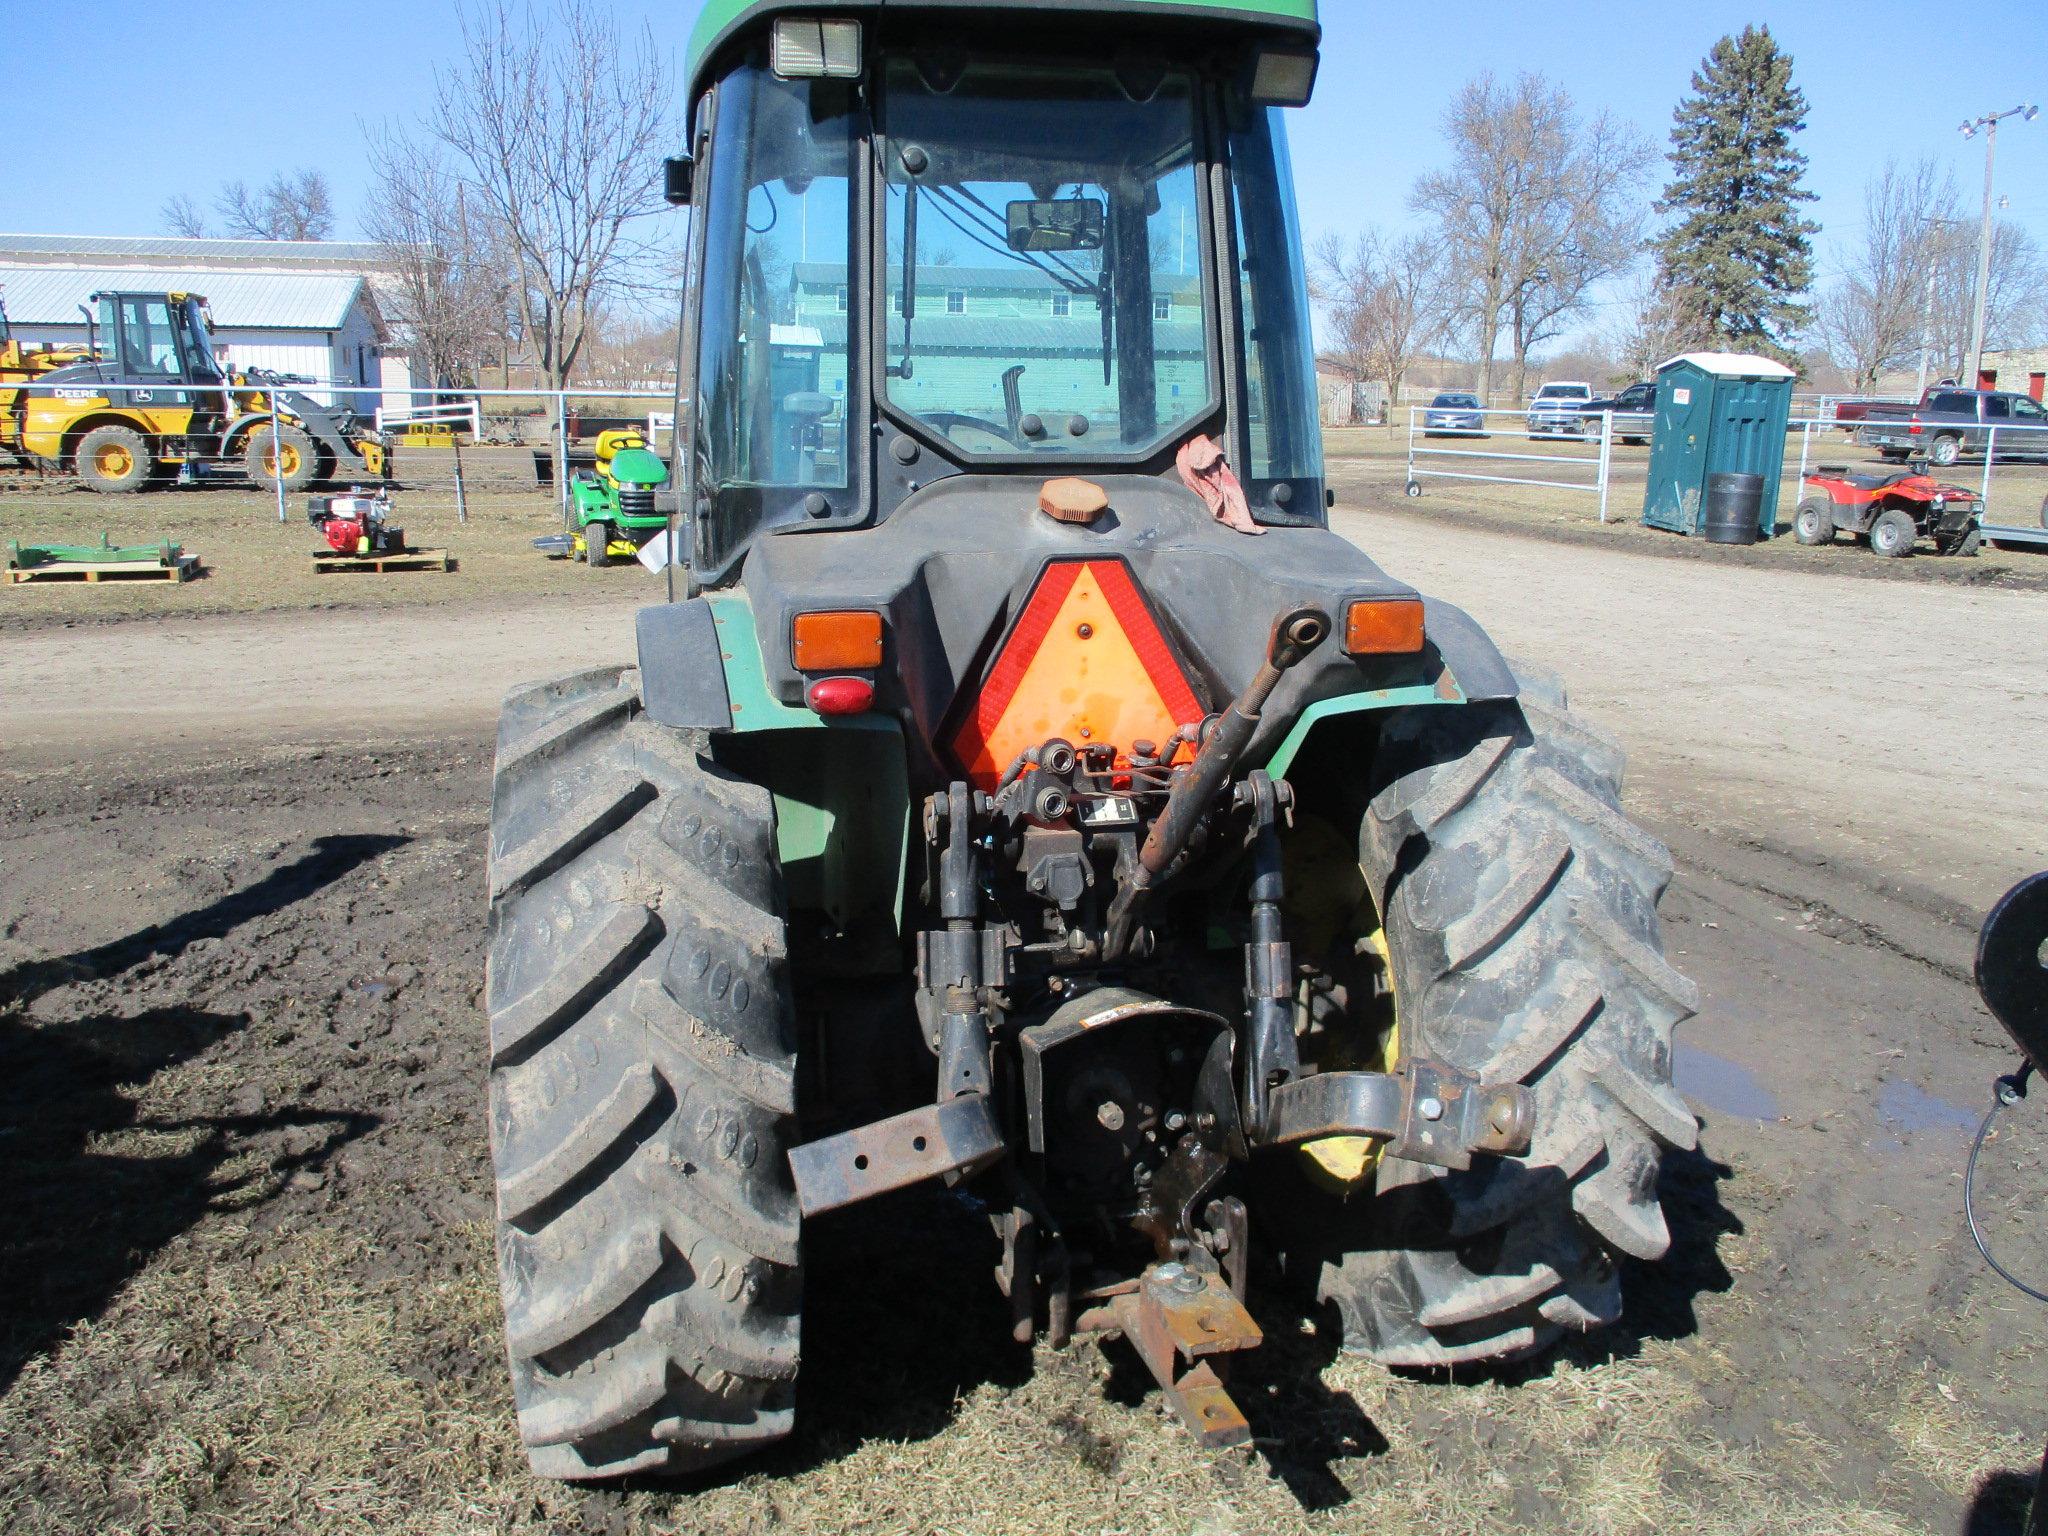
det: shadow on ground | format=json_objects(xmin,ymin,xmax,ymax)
[{"xmin": 0, "ymin": 834, "xmax": 398, "ymax": 1390}]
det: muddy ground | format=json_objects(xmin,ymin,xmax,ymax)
[{"xmin": 2, "ymin": 507, "xmax": 2045, "ymax": 1535}]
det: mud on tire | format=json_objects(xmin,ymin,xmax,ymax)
[
  {"xmin": 485, "ymin": 666, "xmax": 800, "ymax": 1479},
  {"xmin": 1314, "ymin": 662, "xmax": 1699, "ymax": 1367}
]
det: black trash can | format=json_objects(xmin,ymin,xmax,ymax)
[{"xmin": 1702, "ymin": 471, "xmax": 1763, "ymax": 545}]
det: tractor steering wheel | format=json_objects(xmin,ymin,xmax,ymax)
[{"xmin": 922, "ymin": 411, "xmax": 1029, "ymax": 452}]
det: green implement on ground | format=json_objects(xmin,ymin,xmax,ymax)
[
  {"xmin": 9, "ymin": 534, "xmax": 183, "ymax": 567},
  {"xmin": 566, "ymin": 428, "xmax": 672, "ymax": 568},
  {"xmin": 482, "ymin": 0, "xmax": 1697, "ymax": 1482}
]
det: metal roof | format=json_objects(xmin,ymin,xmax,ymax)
[
  {"xmin": 0, "ymin": 233, "xmax": 394, "ymax": 266},
  {"xmin": 0, "ymin": 265, "xmax": 372, "ymax": 331}
]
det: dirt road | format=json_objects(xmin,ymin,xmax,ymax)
[
  {"xmin": 0, "ymin": 593, "xmax": 636, "ymax": 754},
  {"xmin": 2, "ymin": 515, "xmax": 2044, "ymax": 1535},
  {"xmin": 1336, "ymin": 506, "xmax": 2048, "ymax": 914}
]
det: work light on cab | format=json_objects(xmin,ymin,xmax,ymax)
[{"xmin": 771, "ymin": 16, "xmax": 860, "ymax": 78}]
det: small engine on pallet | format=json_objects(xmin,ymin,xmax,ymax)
[{"xmin": 307, "ymin": 489, "xmax": 404, "ymax": 557}]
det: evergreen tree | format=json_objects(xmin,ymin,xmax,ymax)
[{"xmin": 1652, "ymin": 26, "xmax": 1818, "ymax": 356}]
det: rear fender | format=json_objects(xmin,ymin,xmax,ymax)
[
  {"xmin": 637, "ymin": 593, "xmax": 910, "ymax": 949},
  {"xmin": 1262, "ymin": 598, "xmax": 1513, "ymax": 778}
]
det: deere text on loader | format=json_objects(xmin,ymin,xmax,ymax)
[
  {"xmin": 484, "ymin": 0, "xmax": 1698, "ymax": 1480},
  {"xmin": 4, "ymin": 291, "xmax": 390, "ymax": 492}
]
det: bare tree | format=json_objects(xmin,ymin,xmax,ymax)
[
  {"xmin": 1928, "ymin": 221, "xmax": 2044, "ymax": 383},
  {"xmin": 1311, "ymin": 230, "xmax": 1448, "ymax": 409},
  {"xmin": 218, "ymin": 171, "xmax": 336, "ymax": 240},
  {"xmin": 1814, "ymin": 158, "xmax": 1954, "ymax": 389},
  {"xmin": 1604, "ymin": 267, "xmax": 1700, "ymax": 379},
  {"xmin": 162, "ymin": 193, "xmax": 210, "ymax": 239},
  {"xmin": 363, "ymin": 127, "xmax": 518, "ymax": 389},
  {"xmin": 162, "ymin": 170, "xmax": 335, "ymax": 240},
  {"xmin": 402, "ymin": 0, "xmax": 671, "ymax": 391},
  {"xmin": 1412, "ymin": 74, "xmax": 1652, "ymax": 404}
]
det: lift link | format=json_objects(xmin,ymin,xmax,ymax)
[
  {"xmin": 792, "ymin": 782, "xmax": 1012, "ymax": 1219},
  {"xmin": 1233, "ymin": 766, "xmax": 1535, "ymax": 1168}
]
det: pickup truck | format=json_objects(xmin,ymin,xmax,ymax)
[
  {"xmin": 1578, "ymin": 381, "xmax": 1656, "ymax": 444},
  {"xmin": 1525, "ymin": 380, "xmax": 1593, "ymax": 438},
  {"xmin": 1856, "ymin": 387, "xmax": 2048, "ymax": 466}
]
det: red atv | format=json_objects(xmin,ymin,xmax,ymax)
[{"xmin": 1795, "ymin": 460, "xmax": 1983, "ymax": 558}]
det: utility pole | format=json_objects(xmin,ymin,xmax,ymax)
[{"xmin": 1958, "ymin": 104, "xmax": 2037, "ymax": 390}]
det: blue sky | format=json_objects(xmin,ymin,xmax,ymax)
[{"xmin": 5, "ymin": 0, "xmax": 2043, "ymax": 335}]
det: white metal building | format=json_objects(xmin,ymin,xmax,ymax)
[{"xmin": 0, "ymin": 234, "xmax": 411, "ymax": 409}]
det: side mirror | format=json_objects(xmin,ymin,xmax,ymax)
[
  {"xmin": 1978, "ymin": 872, "xmax": 2048, "ymax": 1079},
  {"xmin": 664, "ymin": 155, "xmax": 694, "ymax": 207}
]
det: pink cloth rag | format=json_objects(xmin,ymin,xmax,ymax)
[{"xmin": 1174, "ymin": 434, "xmax": 1263, "ymax": 535}]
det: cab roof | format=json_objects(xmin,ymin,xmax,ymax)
[{"xmin": 685, "ymin": 0, "xmax": 1321, "ymax": 104}]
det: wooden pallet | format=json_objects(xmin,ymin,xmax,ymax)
[
  {"xmin": 311, "ymin": 547, "xmax": 452, "ymax": 574},
  {"xmin": 6, "ymin": 553, "xmax": 199, "ymax": 585}
]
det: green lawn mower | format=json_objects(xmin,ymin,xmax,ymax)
[{"xmin": 548, "ymin": 429, "xmax": 671, "ymax": 567}]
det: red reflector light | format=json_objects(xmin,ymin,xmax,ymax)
[
  {"xmin": 1908, "ymin": 423, "xmax": 1923, "ymax": 434},
  {"xmin": 806, "ymin": 676, "xmax": 874, "ymax": 715}
]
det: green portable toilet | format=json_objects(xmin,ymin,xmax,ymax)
[{"xmin": 1641, "ymin": 352, "xmax": 1796, "ymax": 538}]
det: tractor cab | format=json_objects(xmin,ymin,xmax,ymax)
[
  {"xmin": 92, "ymin": 291, "xmax": 225, "ymax": 389},
  {"xmin": 677, "ymin": 1, "xmax": 1325, "ymax": 581}
]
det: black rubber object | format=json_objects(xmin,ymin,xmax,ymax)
[
  {"xmin": 73, "ymin": 423, "xmax": 152, "ymax": 493},
  {"xmin": 1702, "ymin": 472, "xmax": 1763, "ymax": 545},
  {"xmin": 1793, "ymin": 496, "xmax": 1835, "ymax": 547},
  {"xmin": 1307, "ymin": 662, "xmax": 1700, "ymax": 1367},
  {"xmin": 485, "ymin": 666, "xmax": 800, "ymax": 1479}
]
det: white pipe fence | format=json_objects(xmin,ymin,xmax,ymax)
[
  {"xmin": 1404, "ymin": 404, "xmax": 1616, "ymax": 522},
  {"xmin": 2, "ymin": 376, "xmax": 685, "ymax": 525}
]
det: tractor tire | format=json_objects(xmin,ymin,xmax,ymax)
[
  {"xmin": 1870, "ymin": 508, "xmax": 1917, "ymax": 558},
  {"xmin": 1930, "ymin": 434, "xmax": 1962, "ymax": 468},
  {"xmin": 1306, "ymin": 664, "xmax": 1699, "ymax": 1367},
  {"xmin": 485, "ymin": 666, "xmax": 800, "ymax": 1480},
  {"xmin": 1793, "ymin": 496, "xmax": 1836, "ymax": 546},
  {"xmin": 246, "ymin": 424, "xmax": 320, "ymax": 492},
  {"xmin": 586, "ymin": 520, "xmax": 613, "ymax": 568},
  {"xmin": 74, "ymin": 424, "xmax": 152, "ymax": 493}
]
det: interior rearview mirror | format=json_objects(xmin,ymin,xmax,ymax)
[{"xmin": 1007, "ymin": 197, "xmax": 1105, "ymax": 253}]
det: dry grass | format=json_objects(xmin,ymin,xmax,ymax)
[
  {"xmin": 0, "ymin": 1197, "xmax": 1977, "ymax": 1536},
  {"xmin": 0, "ymin": 445, "xmax": 665, "ymax": 627}
]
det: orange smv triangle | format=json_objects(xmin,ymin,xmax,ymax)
[{"xmin": 950, "ymin": 559, "xmax": 1204, "ymax": 789}]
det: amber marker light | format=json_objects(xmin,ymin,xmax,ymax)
[
  {"xmin": 1344, "ymin": 598, "xmax": 1426, "ymax": 655},
  {"xmin": 792, "ymin": 610, "xmax": 884, "ymax": 671}
]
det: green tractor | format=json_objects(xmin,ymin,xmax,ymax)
[
  {"xmin": 485, "ymin": 0, "xmax": 1697, "ymax": 1480},
  {"xmin": 567, "ymin": 429, "xmax": 672, "ymax": 566}
]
